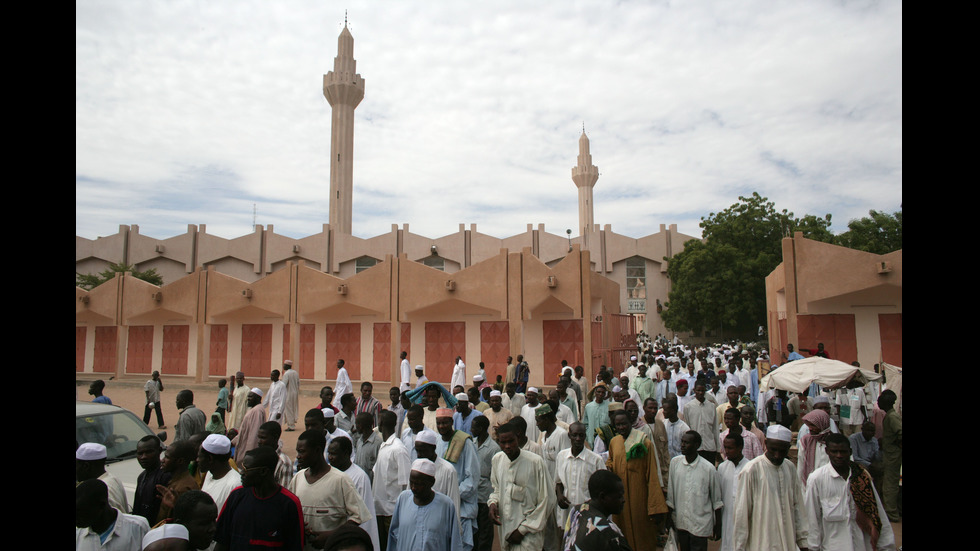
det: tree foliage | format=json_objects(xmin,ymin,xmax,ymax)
[
  {"xmin": 76, "ymin": 262, "xmax": 163, "ymax": 290},
  {"xmin": 834, "ymin": 207, "xmax": 902, "ymax": 255},
  {"xmin": 661, "ymin": 192, "xmax": 833, "ymax": 339}
]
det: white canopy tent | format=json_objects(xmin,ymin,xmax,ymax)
[{"xmin": 759, "ymin": 356, "xmax": 883, "ymax": 394}]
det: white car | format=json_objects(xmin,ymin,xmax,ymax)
[{"xmin": 76, "ymin": 401, "xmax": 167, "ymax": 506}]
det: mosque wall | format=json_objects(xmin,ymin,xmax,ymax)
[
  {"xmin": 765, "ymin": 233, "xmax": 902, "ymax": 369},
  {"xmin": 77, "ymin": 247, "xmax": 627, "ymax": 391}
]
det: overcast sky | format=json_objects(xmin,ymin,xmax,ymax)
[{"xmin": 76, "ymin": 0, "xmax": 902, "ymax": 242}]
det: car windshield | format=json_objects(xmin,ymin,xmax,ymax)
[{"xmin": 76, "ymin": 409, "xmax": 152, "ymax": 462}]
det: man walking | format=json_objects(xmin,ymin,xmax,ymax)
[
  {"xmin": 265, "ymin": 369, "xmax": 287, "ymax": 426},
  {"xmin": 733, "ymin": 425, "xmax": 809, "ymax": 550},
  {"xmin": 144, "ymin": 371, "xmax": 165, "ymax": 428},
  {"xmin": 215, "ymin": 446, "xmax": 304, "ymax": 551},
  {"xmin": 282, "ymin": 360, "xmax": 300, "ymax": 431},
  {"xmin": 666, "ymin": 430, "xmax": 723, "ymax": 550},
  {"xmin": 488, "ymin": 422, "xmax": 551, "ymax": 551},
  {"xmin": 174, "ymin": 390, "xmax": 206, "ymax": 443}
]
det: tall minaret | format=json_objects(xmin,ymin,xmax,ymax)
[
  {"xmin": 571, "ymin": 127, "xmax": 599, "ymax": 250},
  {"xmin": 323, "ymin": 19, "xmax": 365, "ymax": 235}
]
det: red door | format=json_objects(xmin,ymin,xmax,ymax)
[
  {"xmin": 210, "ymin": 325, "xmax": 229, "ymax": 377},
  {"xmin": 162, "ymin": 325, "xmax": 189, "ymax": 375},
  {"xmin": 480, "ymin": 321, "xmax": 509, "ymax": 384},
  {"xmin": 425, "ymin": 322, "xmax": 465, "ymax": 385},
  {"xmin": 241, "ymin": 324, "xmax": 273, "ymax": 377},
  {"xmin": 325, "ymin": 323, "xmax": 361, "ymax": 381},
  {"xmin": 542, "ymin": 320, "xmax": 584, "ymax": 384},
  {"xmin": 126, "ymin": 326, "xmax": 154, "ymax": 374}
]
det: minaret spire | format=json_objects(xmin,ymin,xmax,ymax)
[
  {"xmin": 324, "ymin": 16, "xmax": 365, "ymax": 235},
  {"xmin": 571, "ymin": 127, "xmax": 599, "ymax": 251}
]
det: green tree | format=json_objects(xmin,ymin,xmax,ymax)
[
  {"xmin": 834, "ymin": 207, "xmax": 902, "ymax": 254},
  {"xmin": 661, "ymin": 192, "xmax": 833, "ymax": 339},
  {"xmin": 76, "ymin": 262, "xmax": 163, "ymax": 290}
]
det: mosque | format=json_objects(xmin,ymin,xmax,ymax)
[{"xmin": 75, "ymin": 24, "xmax": 700, "ymax": 388}]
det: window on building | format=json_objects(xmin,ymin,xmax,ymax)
[
  {"xmin": 355, "ymin": 256, "xmax": 379, "ymax": 273},
  {"xmin": 421, "ymin": 256, "xmax": 445, "ymax": 271},
  {"xmin": 626, "ymin": 257, "xmax": 646, "ymax": 299}
]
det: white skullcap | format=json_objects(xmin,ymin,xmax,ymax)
[
  {"xmin": 415, "ymin": 365, "xmax": 425, "ymax": 371},
  {"xmin": 612, "ymin": 385, "xmax": 622, "ymax": 393},
  {"xmin": 415, "ymin": 430, "xmax": 438, "ymax": 446},
  {"xmin": 489, "ymin": 390, "xmax": 501, "ymax": 397},
  {"xmin": 283, "ymin": 359, "xmax": 293, "ymax": 366},
  {"xmin": 813, "ymin": 396, "xmax": 831, "ymax": 405},
  {"xmin": 473, "ymin": 374, "xmax": 484, "ymax": 381},
  {"xmin": 527, "ymin": 387, "xmax": 539, "ymax": 394},
  {"xmin": 411, "ymin": 458, "xmax": 436, "ymax": 477},
  {"xmin": 202, "ymin": 434, "xmax": 232, "ymax": 455},
  {"xmin": 322, "ymin": 408, "xmax": 336, "ymax": 418},
  {"xmin": 455, "ymin": 393, "xmax": 469, "ymax": 401},
  {"xmin": 766, "ymin": 425, "xmax": 793, "ymax": 442},
  {"xmin": 630, "ymin": 355, "xmax": 637, "ymax": 360},
  {"xmin": 76, "ymin": 443, "xmax": 107, "ymax": 461},
  {"xmin": 562, "ymin": 366, "xmax": 573, "ymax": 375},
  {"xmin": 250, "ymin": 387, "xmax": 264, "ymax": 397},
  {"xmin": 142, "ymin": 524, "xmax": 189, "ymax": 548}
]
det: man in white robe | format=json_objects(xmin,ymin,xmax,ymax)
[
  {"xmin": 717, "ymin": 431, "xmax": 749, "ymax": 551},
  {"xmin": 488, "ymin": 422, "xmax": 552, "ymax": 551},
  {"xmin": 387, "ymin": 459, "xmax": 463, "ymax": 551},
  {"xmin": 265, "ymin": 369, "xmax": 287, "ymax": 425},
  {"xmin": 332, "ymin": 359, "xmax": 353, "ymax": 409},
  {"xmin": 451, "ymin": 356, "xmax": 467, "ymax": 392},
  {"xmin": 399, "ymin": 351, "xmax": 412, "ymax": 391},
  {"xmin": 733, "ymin": 425, "xmax": 809, "ymax": 551},
  {"xmin": 281, "ymin": 361, "xmax": 300, "ymax": 431},
  {"xmin": 328, "ymin": 435, "xmax": 382, "ymax": 551},
  {"xmin": 804, "ymin": 433, "xmax": 895, "ymax": 551},
  {"xmin": 228, "ymin": 371, "xmax": 251, "ymax": 431}
]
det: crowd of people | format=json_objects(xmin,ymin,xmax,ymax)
[{"xmin": 77, "ymin": 336, "xmax": 901, "ymax": 551}]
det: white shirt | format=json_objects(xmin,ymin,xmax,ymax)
[
  {"xmin": 75, "ymin": 509, "xmax": 149, "ymax": 551},
  {"xmin": 265, "ymin": 379, "xmax": 286, "ymax": 419},
  {"xmin": 340, "ymin": 463, "xmax": 381, "ymax": 551},
  {"xmin": 683, "ymin": 398, "xmax": 719, "ymax": 452},
  {"xmin": 401, "ymin": 426, "xmax": 437, "ymax": 462},
  {"xmin": 332, "ymin": 367, "xmax": 352, "ymax": 409},
  {"xmin": 663, "ymin": 418, "xmax": 690, "ymax": 458},
  {"xmin": 666, "ymin": 455, "xmax": 723, "ymax": 538},
  {"xmin": 451, "ymin": 360, "xmax": 467, "ymax": 391},
  {"xmin": 520, "ymin": 403, "xmax": 542, "ymax": 444},
  {"xmin": 400, "ymin": 359, "xmax": 412, "ymax": 391},
  {"xmin": 554, "ymin": 447, "xmax": 605, "ymax": 529},
  {"xmin": 374, "ymin": 433, "xmax": 411, "ymax": 516},
  {"xmin": 804, "ymin": 463, "xmax": 896, "ymax": 551},
  {"xmin": 717, "ymin": 456, "xmax": 749, "ymax": 551},
  {"xmin": 201, "ymin": 469, "xmax": 243, "ymax": 513}
]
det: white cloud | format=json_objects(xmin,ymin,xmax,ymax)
[{"xmin": 76, "ymin": 0, "xmax": 902, "ymax": 241}]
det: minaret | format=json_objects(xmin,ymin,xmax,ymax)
[
  {"xmin": 571, "ymin": 127, "xmax": 599, "ymax": 250},
  {"xmin": 323, "ymin": 19, "xmax": 365, "ymax": 235}
]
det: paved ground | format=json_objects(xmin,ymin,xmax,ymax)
[{"xmin": 78, "ymin": 375, "xmax": 901, "ymax": 550}]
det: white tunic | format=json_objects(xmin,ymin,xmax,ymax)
[
  {"xmin": 804, "ymin": 464, "xmax": 896, "ymax": 551},
  {"xmin": 717, "ymin": 456, "xmax": 749, "ymax": 551},
  {"xmin": 488, "ymin": 450, "xmax": 552, "ymax": 551},
  {"xmin": 332, "ymin": 367, "xmax": 352, "ymax": 409},
  {"xmin": 554, "ymin": 447, "xmax": 605, "ymax": 530},
  {"xmin": 201, "ymin": 469, "xmax": 243, "ymax": 513},
  {"xmin": 341, "ymin": 464, "xmax": 382, "ymax": 551},
  {"xmin": 451, "ymin": 360, "xmax": 467, "ymax": 391},
  {"xmin": 265, "ymin": 380, "xmax": 286, "ymax": 422},
  {"xmin": 400, "ymin": 359, "xmax": 412, "ymax": 391},
  {"xmin": 373, "ymin": 433, "xmax": 412, "ymax": 516},
  {"xmin": 733, "ymin": 454, "xmax": 809, "ymax": 551}
]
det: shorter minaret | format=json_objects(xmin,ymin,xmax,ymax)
[
  {"xmin": 324, "ymin": 19, "xmax": 365, "ymax": 235},
  {"xmin": 571, "ymin": 127, "xmax": 599, "ymax": 250}
]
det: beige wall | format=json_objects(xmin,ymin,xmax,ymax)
[
  {"xmin": 77, "ymin": 247, "xmax": 625, "ymax": 389},
  {"xmin": 78, "ymin": 220, "xmax": 698, "ymax": 341},
  {"xmin": 765, "ymin": 232, "xmax": 902, "ymax": 368}
]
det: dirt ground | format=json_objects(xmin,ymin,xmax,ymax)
[{"xmin": 78, "ymin": 375, "xmax": 901, "ymax": 550}]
